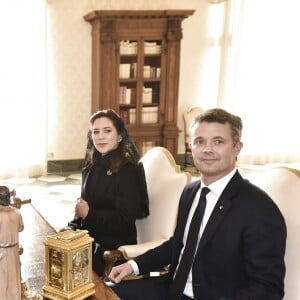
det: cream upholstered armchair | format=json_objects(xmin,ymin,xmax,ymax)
[
  {"xmin": 103, "ymin": 146, "xmax": 192, "ymax": 281},
  {"xmin": 240, "ymin": 166, "xmax": 300, "ymax": 300},
  {"xmin": 183, "ymin": 107, "xmax": 204, "ymax": 166}
]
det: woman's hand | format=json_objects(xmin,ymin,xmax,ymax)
[
  {"xmin": 75, "ymin": 198, "xmax": 89, "ymax": 219},
  {"xmin": 59, "ymin": 226, "xmax": 73, "ymax": 232}
]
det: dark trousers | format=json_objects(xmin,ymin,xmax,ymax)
[{"xmin": 111, "ymin": 274, "xmax": 169, "ymax": 300}]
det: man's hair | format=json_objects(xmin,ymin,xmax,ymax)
[{"xmin": 190, "ymin": 108, "xmax": 243, "ymax": 145}]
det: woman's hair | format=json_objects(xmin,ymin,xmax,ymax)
[
  {"xmin": 84, "ymin": 109, "xmax": 140, "ymax": 172},
  {"xmin": 190, "ymin": 108, "xmax": 243, "ymax": 145}
]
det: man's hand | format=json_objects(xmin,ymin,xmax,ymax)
[{"xmin": 108, "ymin": 262, "xmax": 134, "ymax": 284}]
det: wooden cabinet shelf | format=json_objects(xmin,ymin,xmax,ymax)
[{"xmin": 84, "ymin": 10, "xmax": 194, "ymax": 156}]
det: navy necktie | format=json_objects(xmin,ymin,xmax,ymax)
[{"xmin": 168, "ymin": 187, "xmax": 210, "ymax": 300}]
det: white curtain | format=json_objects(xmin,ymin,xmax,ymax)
[
  {"xmin": 0, "ymin": 0, "xmax": 47, "ymax": 179},
  {"xmin": 215, "ymin": 0, "xmax": 300, "ymax": 164}
]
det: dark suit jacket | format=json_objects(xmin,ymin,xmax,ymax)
[{"xmin": 135, "ymin": 171, "xmax": 287, "ymax": 300}]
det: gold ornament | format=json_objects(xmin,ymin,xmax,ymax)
[{"xmin": 43, "ymin": 229, "xmax": 95, "ymax": 300}]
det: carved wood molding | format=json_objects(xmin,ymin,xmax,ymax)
[{"xmin": 84, "ymin": 10, "xmax": 195, "ymax": 22}]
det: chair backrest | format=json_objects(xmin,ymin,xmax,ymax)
[
  {"xmin": 241, "ymin": 167, "xmax": 300, "ymax": 300},
  {"xmin": 183, "ymin": 107, "xmax": 204, "ymax": 146},
  {"xmin": 137, "ymin": 147, "xmax": 192, "ymax": 243}
]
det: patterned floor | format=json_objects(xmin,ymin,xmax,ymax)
[{"xmin": 0, "ymin": 173, "xmax": 82, "ymax": 232}]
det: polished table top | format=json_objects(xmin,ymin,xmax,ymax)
[{"xmin": 19, "ymin": 203, "xmax": 118, "ymax": 300}]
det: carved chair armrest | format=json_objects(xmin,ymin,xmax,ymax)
[
  {"xmin": 102, "ymin": 239, "xmax": 168, "ymax": 282},
  {"xmin": 103, "ymin": 249, "xmax": 125, "ymax": 282}
]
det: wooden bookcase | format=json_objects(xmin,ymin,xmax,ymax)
[{"xmin": 84, "ymin": 10, "xmax": 194, "ymax": 157}]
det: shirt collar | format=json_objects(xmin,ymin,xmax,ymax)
[{"xmin": 202, "ymin": 168, "xmax": 237, "ymax": 198}]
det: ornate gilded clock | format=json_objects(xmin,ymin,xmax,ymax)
[{"xmin": 43, "ymin": 229, "xmax": 95, "ymax": 299}]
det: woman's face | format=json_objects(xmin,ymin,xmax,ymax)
[{"xmin": 91, "ymin": 117, "xmax": 122, "ymax": 155}]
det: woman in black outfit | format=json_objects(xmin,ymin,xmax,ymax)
[{"xmin": 66, "ymin": 109, "xmax": 149, "ymax": 276}]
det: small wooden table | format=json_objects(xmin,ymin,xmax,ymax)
[{"xmin": 19, "ymin": 204, "xmax": 118, "ymax": 300}]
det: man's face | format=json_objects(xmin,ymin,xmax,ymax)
[{"xmin": 190, "ymin": 121, "xmax": 242, "ymax": 185}]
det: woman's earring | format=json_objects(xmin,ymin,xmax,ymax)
[{"xmin": 118, "ymin": 138, "xmax": 122, "ymax": 142}]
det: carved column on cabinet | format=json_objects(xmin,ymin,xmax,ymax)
[
  {"xmin": 163, "ymin": 18, "xmax": 185, "ymax": 156},
  {"xmin": 90, "ymin": 19, "xmax": 119, "ymax": 113}
]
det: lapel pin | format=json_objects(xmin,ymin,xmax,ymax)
[{"xmin": 219, "ymin": 205, "xmax": 224, "ymax": 210}]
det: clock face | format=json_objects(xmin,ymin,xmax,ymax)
[
  {"xmin": 49, "ymin": 249, "xmax": 65, "ymax": 289},
  {"xmin": 72, "ymin": 248, "xmax": 89, "ymax": 288}
]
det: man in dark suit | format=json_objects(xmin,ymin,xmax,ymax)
[{"xmin": 108, "ymin": 108, "xmax": 287, "ymax": 300}]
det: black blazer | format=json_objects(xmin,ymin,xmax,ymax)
[{"xmin": 135, "ymin": 171, "xmax": 287, "ymax": 300}]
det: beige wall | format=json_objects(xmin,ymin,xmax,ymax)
[{"xmin": 46, "ymin": 0, "xmax": 213, "ymax": 159}]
